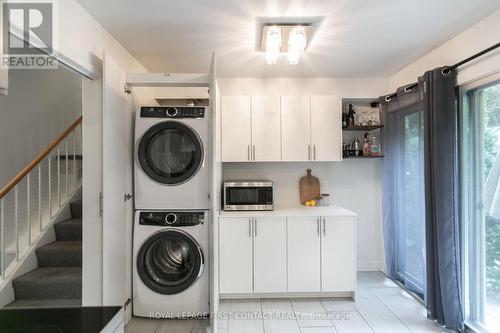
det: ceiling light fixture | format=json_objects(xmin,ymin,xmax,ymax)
[
  {"xmin": 258, "ymin": 21, "xmax": 315, "ymax": 66},
  {"xmin": 265, "ymin": 27, "xmax": 281, "ymax": 65}
]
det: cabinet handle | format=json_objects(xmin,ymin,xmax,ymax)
[
  {"xmin": 252, "ymin": 145, "xmax": 256, "ymax": 161},
  {"xmin": 323, "ymin": 218, "xmax": 326, "ymax": 236},
  {"xmin": 249, "ymin": 219, "xmax": 252, "ymax": 237},
  {"xmin": 317, "ymin": 218, "xmax": 320, "ymax": 236},
  {"xmin": 254, "ymin": 218, "xmax": 257, "ymax": 237},
  {"xmin": 308, "ymin": 145, "xmax": 311, "ymax": 160},
  {"xmin": 247, "ymin": 145, "xmax": 250, "ymax": 161},
  {"xmin": 313, "ymin": 145, "xmax": 316, "ymax": 160}
]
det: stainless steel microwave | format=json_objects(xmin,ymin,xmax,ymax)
[{"xmin": 223, "ymin": 181, "xmax": 274, "ymax": 211}]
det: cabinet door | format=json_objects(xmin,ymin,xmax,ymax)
[
  {"xmin": 311, "ymin": 95, "xmax": 342, "ymax": 161},
  {"xmin": 219, "ymin": 218, "xmax": 253, "ymax": 293},
  {"xmin": 253, "ymin": 217, "xmax": 287, "ymax": 292},
  {"xmin": 287, "ymin": 216, "xmax": 321, "ymax": 292},
  {"xmin": 221, "ymin": 96, "xmax": 251, "ymax": 162},
  {"xmin": 281, "ymin": 96, "xmax": 311, "ymax": 161},
  {"xmin": 321, "ymin": 216, "xmax": 356, "ymax": 292},
  {"xmin": 251, "ymin": 96, "xmax": 281, "ymax": 161}
]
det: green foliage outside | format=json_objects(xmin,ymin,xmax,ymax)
[{"xmin": 483, "ymin": 84, "xmax": 500, "ymax": 302}]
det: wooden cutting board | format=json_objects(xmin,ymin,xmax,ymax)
[{"xmin": 299, "ymin": 169, "xmax": 320, "ymax": 204}]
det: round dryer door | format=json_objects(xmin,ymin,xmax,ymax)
[
  {"xmin": 138, "ymin": 121, "xmax": 204, "ymax": 185},
  {"xmin": 137, "ymin": 229, "xmax": 204, "ymax": 295}
]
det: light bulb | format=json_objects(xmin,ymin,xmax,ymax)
[
  {"xmin": 265, "ymin": 27, "xmax": 281, "ymax": 65},
  {"xmin": 287, "ymin": 27, "xmax": 306, "ymax": 65}
]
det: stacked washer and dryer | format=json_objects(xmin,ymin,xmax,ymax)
[{"xmin": 133, "ymin": 106, "xmax": 210, "ymax": 318}]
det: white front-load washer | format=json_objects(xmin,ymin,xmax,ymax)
[
  {"xmin": 134, "ymin": 106, "xmax": 209, "ymax": 210},
  {"xmin": 133, "ymin": 210, "xmax": 209, "ymax": 318}
]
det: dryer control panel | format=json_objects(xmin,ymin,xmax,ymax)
[
  {"xmin": 139, "ymin": 211, "xmax": 206, "ymax": 227},
  {"xmin": 140, "ymin": 106, "xmax": 205, "ymax": 119}
]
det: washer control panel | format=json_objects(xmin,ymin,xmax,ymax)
[
  {"xmin": 139, "ymin": 211, "xmax": 205, "ymax": 227},
  {"xmin": 140, "ymin": 106, "xmax": 205, "ymax": 119}
]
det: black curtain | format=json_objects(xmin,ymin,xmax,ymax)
[
  {"xmin": 380, "ymin": 67, "xmax": 464, "ymax": 331},
  {"xmin": 422, "ymin": 67, "xmax": 463, "ymax": 331}
]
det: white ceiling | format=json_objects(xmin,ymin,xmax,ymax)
[{"xmin": 77, "ymin": 0, "xmax": 500, "ymax": 77}]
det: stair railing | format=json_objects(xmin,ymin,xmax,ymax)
[{"xmin": 0, "ymin": 117, "xmax": 82, "ymax": 281}]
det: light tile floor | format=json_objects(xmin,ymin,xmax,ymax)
[{"xmin": 125, "ymin": 272, "xmax": 451, "ymax": 333}]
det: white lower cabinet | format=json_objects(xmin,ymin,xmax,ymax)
[
  {"xmin": 219, "ymin": 218, "xmax": 253, "ymax": 293},
  {"xmin": 287, "ymin": 216, "xmax": 321, "ymax": 292},
  {"xmin": 219, "ymin": 214, "xmax": 356, "ymax": 296},
  {"xmin": 321, "ymin": 216, "xmax": 356, "ymax": 292},
  {"xmin": 253, "ymin": 217, "xmax": 287, "ymax": 292}
]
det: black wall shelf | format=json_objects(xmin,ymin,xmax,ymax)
[{"xmin": 342, "ymin": 125, "xmax": 384, "ymax": 131}]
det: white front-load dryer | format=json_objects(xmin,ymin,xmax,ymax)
[
  {"xmin": 134, "ymin": 106, "xmax": 209, "ymax": 210},
  {"xmin": 133, "ymin": 210, "xmax": 209, "ymax": 318}
]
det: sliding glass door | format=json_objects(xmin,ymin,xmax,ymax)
[
  {"xmin": 461, "ymin": 78, "xmax": 500, "ymax": 333},
  {"xmin": 395, "ymin": 107, "xmax": 426, "ymax": 295}
]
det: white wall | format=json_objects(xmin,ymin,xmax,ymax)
[
  {"xmin": 0, "ymin": 68, "xmax": 82, "ymax": 187},
  {"xmin": 389, "ymin": 8, "xmax": 500, "ymax": 89},
  {"xmin": 218, "ymin": 77, "xmax": 389, "ymax": 271}
]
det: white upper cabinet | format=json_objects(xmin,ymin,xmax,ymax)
[
  {"xmin": 311, "ymin": 95, "xmax": 342, "ymax": 161},
  {"xmin": 251, "ymin": 96, "xmax": 281, "ymax": 161},
  {"xmin": 281, "ymin": 96, "xmax": 311, "ymax": 161},
  {"xmin": 221, "ymin": 96, "xmax": 252, "ymax": 162},
  {"xmin": 221, "ymin": 94, "xmax": 342, "ymax": 162}
]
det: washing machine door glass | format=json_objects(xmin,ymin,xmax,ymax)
[
  {"xmin": 137, "ymin": 230, "xmax": 204, "ymax": 295},
  {"xmin": 138, "ymin": 121, "xmax": 203, "ymax": 185}
]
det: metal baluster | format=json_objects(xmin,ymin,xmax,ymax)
[
  {"xmin": 65, "ymin": 139, "xmax": 69, "ymax": 200},
  {"xmin": 27, "ymin": 174, "xmax": 31, "ymax": 245},
  {"xmin": 14, "ymin": 186, "xmax": 19, "ymax": 260},
  {"xmin": 38, "ymin": 164, "xmax": 42, "ymax": 232},
  {"xmin": 1, "ymin": 199, "xmax": 4, "ymax": 278},
  {"xmin": 48, "ymin": 154, "xmax": 52, "ymax": 220},
  {"xmin": 73, "ymin": 129, "xmax": 76, "ymax": 191},
  {"xmin": 57, "ymin": 147, "xmax": 60, "ymax": 207}
]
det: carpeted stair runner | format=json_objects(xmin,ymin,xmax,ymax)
[{"xmin": 7, "ymin": 200, "xmax": 82, "ymax": 308}]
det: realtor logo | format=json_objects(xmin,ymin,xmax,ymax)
[{"xmin": 1, "ymin": 0, "xmax": 57, "ymax": 69}]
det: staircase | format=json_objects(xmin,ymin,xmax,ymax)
[{"xmin": 7, "ymin": 200, "xmax": 82, "ymax": 308}]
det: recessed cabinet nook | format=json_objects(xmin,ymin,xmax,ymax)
[{"xmin": 221, "ymin": 95, "xmax": 342, "ymax": 162}]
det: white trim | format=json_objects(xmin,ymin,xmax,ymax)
[
  {"xmin": 126, "ymin": 73, "xmax": 209, "ymax": 87},
  {"xmin": 220, "ymin": 291, "xmax": 354, "ymax": 299}
]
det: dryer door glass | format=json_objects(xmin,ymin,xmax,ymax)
[
  {"xmin": 137, "ymin": 230, "xmax": 204, "ymax": 295},
  {"xmin": 139, "ymin": 121, "xmax": 203, "ymax": 185}
]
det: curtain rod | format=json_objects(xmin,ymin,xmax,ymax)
[{"xmin": 384, "ymin": 41, "xmax": 500, "ymax": 102}]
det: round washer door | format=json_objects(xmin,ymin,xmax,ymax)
[
  {"xmin": 138, "ymin": 121, "xmax": 204, "ymax": 185},
  {"xmin": 137, "ymin": 229, "xmax": 204, "ymax": 295}
]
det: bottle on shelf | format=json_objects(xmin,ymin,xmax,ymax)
[
  {"xmin": 370, "ymin": 137, "xmax": 381, "ymax": 156},
  {"xmin": 352, "ymin": 137, "xmax": 360, "ymax": 157},
  {"xmin": 362, "ymin": 132, "xmax": 371, "ymax": 156},
  {"xmin": 342, "ymin": 108, "xmax": 348, "ymax": 128},
  {"xmin": 347, "ymin": 104, "xmax": 356, "ymax": 127}
]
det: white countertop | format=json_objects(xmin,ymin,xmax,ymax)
[{"xmin": 218, "ymin": 204, "xmax": 357, "ymax": 217}]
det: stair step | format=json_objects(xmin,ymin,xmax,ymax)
[
  {"xmin": 54, "ymin": 218, "xmax": 82, "ymax": 241},
  {"xmin": 70, "ymin": 200, "xmax": 82, "ymax": 218},
  {"xmin": 36, "ymin": 241, "xmax": 82, "ymax": 267},
  {"xmin": 12, "ymin": 267, "xmax": 82, "ymax": 300},
  {"xmin": 6, "ymin": 299, "xmax": 81, "ymax": 308}
]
